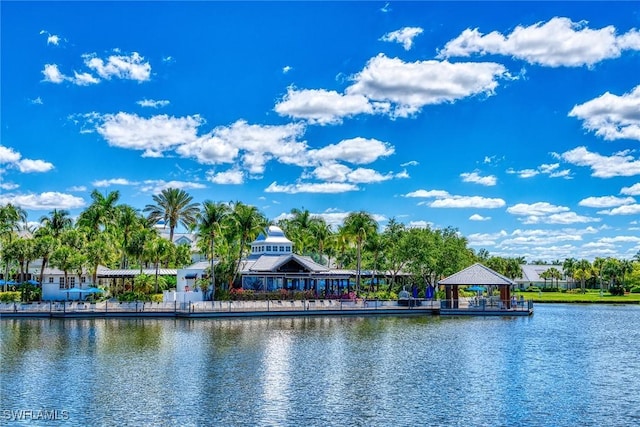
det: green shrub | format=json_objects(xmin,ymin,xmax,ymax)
[
  {"xmin": 609, "ymin": 286, "xmax": 625, "ymax": 296},
  {"xmin": 630, "ymin": 286, "xmax": 640, "ymax": 294},
  {"xmin": 151, "ymin": 294, "xmax": 163, "ymax": 303},
  {"xmin": 0, "ymin": 291, "xmax": 21, "ymax": 302},
  {"xmin": 525, "ymin": 286, "xmax": 540, "ymax": 292}
]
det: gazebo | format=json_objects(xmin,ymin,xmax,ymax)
[{"xmin": 438, "ymin": 263, "xmax": 516, "ymax": 309}]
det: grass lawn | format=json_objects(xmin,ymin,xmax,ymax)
[{"xmin": 514, "ymin": 290, "xmax": 640, "ymax": 304}]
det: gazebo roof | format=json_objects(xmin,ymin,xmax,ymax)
[{"xmin": 438, "ymin": 263, "xmax": 515, "ymax": 286}]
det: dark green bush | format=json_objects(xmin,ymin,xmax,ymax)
[{"xmin": 609, "ymin": 286, "xmax": 625, "ymax": 296}]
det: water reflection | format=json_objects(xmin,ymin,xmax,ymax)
[{"xmin": 2, "ymin": 307, "xmax": 640, "ymax": 426}]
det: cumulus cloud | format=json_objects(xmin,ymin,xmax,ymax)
[
  {"xmin": 274, "ymin": 87, "xmax": 380, "ymax": 124},
  {"xmin": 569, "ymin": 85, "xmax": 640, "ymax": 142},
  {"xmin": 469, "ymin": 214, "xmax": 491, "ymax": 221},
  {"xmin": 438, "ymin": 17, "xmax": 640, "ymax": 67},
  {"xmin": 139, "ymin": 180, "xmax": 206, "ymax": 194},
  {"xmin": 506, "ymin": 163, "xmax": 571, "ymax": 179},
  {"xmin": 346, "ymin": 54, "xmax": 508, "ymax": 118},
  {"xmin": 92, "ymin": 178, "xmax": 137, "ymax": 187},
  {"xmin": 308, "ymin": 137, "xmax": 394, "ymax": 165},
  {"xmin": 40, "ymin": 30, "xmax": 62, "ymax": 45},
  {"xmin": 282, "ymin": 65, "xmax": 292, "ymax": 74},
  {"xmin": 0, "ymin": 145, "xmax": 54, "ymax": 174},
  {"xmin": 206, "ymin": 168, "xmax": 244, "ymax": 185},
  {"xmin": 80, "ymin": 112, "xmax": 204, "ymax": 157},
  {"xmin": 560, "ymin": 146, "xmax": 640, "ymax": 178},
  {"xmin": 42, "ymin": 64, "xmax": 66, "ymax": 83},
  {"xmin": 461, "ymin": 171, "xmax": 497, "ymax": 186},
  {"xmin": 0, "ymin": 192, "xmax": 85, "ymax": 210},
  {"xmin": 137, "ymin": 99, "xmax": 170, "ymax": 108},
  {"xmin": 621, "ymin": 183, "xmax": 640, "ymax": 195},
  {"xmin": 507, "ymin": 202, "xmax": 599, "ymax": 224},
  {"xmin": 579, "ymin": 196, "xmax": 636, "ymax": 208},
  {"xmin": 380, "ymin": 27, "xmax": 424, "ymax": 50},
  {"xmin": 429, "ymin": 196, "xmax": 505, "ymax": 209},
  {"xmin": 404, "ymin": 189, "xmax": 450, "ymax": 198},
  {"xmin": 265, "ymin": 182, "xmax": 358, "ymax": 194},
  {"xmin": 598, "ymin": 204, "xmax": 640, "ymax": 215},
  {"xmin": 83, "ymin": 51, "xmax": 151, "ymax": 82},
  {"xmin": 0, "ymin": 182, "xmax": 19, "ymax": 190},
  {"xmin": 72, "ymin": 71, "xmax": 100, "ymax": 86}
]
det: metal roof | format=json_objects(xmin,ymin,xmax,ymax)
[{"xmin": 438, "ymin": 263, "xmax": 516, "ymax": 286}]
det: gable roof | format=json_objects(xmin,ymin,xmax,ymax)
[
  {"xmin": 438, "ymin": 263, "xmax": 515, "ymax": 286},
  {"xmin": 245, "ymin": 254, "xmax": 330, "ymax": 273}
]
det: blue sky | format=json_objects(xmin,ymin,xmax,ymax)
[{"xmin": 1, "ymin": 1, "xmax": 639, "ymax": 262}]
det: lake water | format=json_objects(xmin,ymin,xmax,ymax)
[{"xmin": 2, "ymin": 304, "xmax": 639, "ymax": 426}]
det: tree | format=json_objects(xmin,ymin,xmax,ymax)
[
  {"xmin": 229, "ymin": 202, "xmax": 267, "ymax": 287},
  {"xmin": 342, "ymin": 211, "xmax": 378, "ymax": 293},
  {"xmin": 196, "ymin": 201, "xmax": 230, "ymax": 299},
  {"xmin": 77, "ymin": 189, "xmax": 120, "ymax": 236},
  {"xmin": 144, "ymin": 188, "xmax": 200, "ymax": 242},
  {"xmin": 1, "ymin": 203, "xmax": 27, "ymax": 290},
  {"xmin": 575, "ymin": 259, "xmax": 592, "ymax": 293},
  {"xmin": 620, "ymin": 259, "xmax": 634, "ymax": 290},
  {"xmin": 33, "ymin": 230, "xmax": 57, "ymax": 285},
  {"xmin": 39, "ymin": 209, "xmax": 72, "ymax": 238},
  {"xmin": 144, "ymin": 236, "xmax": 174, "ymax": 293},
  {"xmin": 563, "ymin": 258, "xmax": 577, "ymax": 290}
]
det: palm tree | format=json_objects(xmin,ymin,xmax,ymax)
[
  {"xmin": 620, "ymin": 259, "xmax": 634, "ymax": 290},
  {"xmin": 342, "ymin": 211, "xmax": 378, "ymax": 293},
  {"xmin": 563, "ymin": 258, "xmax": 577, "ymax": 290},
  {"xmin": 40, "ymin": 209, "xmax": 72, "ymax": 238},
  {"xmin": 33, "ymin": 229, "xmax": 57, "ymax": 285},
  {"xmin": 144, "ymin": 188, "xmax": 200, "ymax": 242},
  {"xmin": 229, "ymin": 202, "xmax": 267, "ymax": 287},
  {"xmin": 144, "ymin": 236, "xmax": 174, "ymax": 293},
  {"xmin": 114, "ymin": 204, "xmax": 144, "ymax": 269},
  {"xmin": 77, "ymin": 189, "xmax": 120, "ymax": 235},
  {"xmin": 196, "ymin": 201, "xmax": 231, "ymax": 299},
  {"xmin": 575, "ymin": 259, "xmax": 592, "ymax": 293},
  {"xmin": 1, "ymin": 203, "xmax": 27, "ymax": 290}
]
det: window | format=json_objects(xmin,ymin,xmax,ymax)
[
  {"xmin": 70, "ymin": 277, "xmax": 75, "ymax": 287},
  {"xmin": 279, "ymin": 246, "xmax": 285, "ymax": 252},
  {"xmin": 49, "ymin": 277, "xmax": 54, "ymax": 283},
  {"xmin": 286, "ymin": 246, "xmax": 291, "ymax": 252},
  {"xmin": 81, "ymin": 277, "xmax": 86, "ymax": 283},
  {"xmin": 266, "ymin": 246, "xmax": 272, "ymax": 252},
  {"xmin": 59, "ymin": 277, "xmax": 64, "ymax": 289}
]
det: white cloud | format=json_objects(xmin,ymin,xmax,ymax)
[
  {"xmin": 72, "ymin": 71, "xmax": 100, "ymax": 86},
  {"xmin": 401, "ymin": 160, "xmax": 419, "ymax": 167},
  {"xmin": 265, "ymin": 181, "xmax": 358, "ymax": 194},
  {"xmin": 137, "ymin": 99, "xmax": 170, "ymax": 108},
  {"xmin": 206, "ymin": 168, "xmax": 244, "ymax": 185},
  {"xmin": 579, "ymin": 196, "xmax": 636, "ymax": 208},
  {"xmin": 84, "ymin": 112, "xmax": 204, "ymax": 157},
  {"xmin": 308, "ymin": 137, "xmax": 394, "ymax": 165},
  {"xmin": 507, "ymin": 202, "xmax": 569, "ymax": 216},
  {"xmin": 404, "ymin": 189, "xmax": 450, "ymax": 198},
  {"xmin": 139, "ymin": 180, "xmax": 206, "ymax": 194},
  {"xmin": 282, "ymin": 65, "xmax": 292, "ymax": 74},
  {"xmin": 17, "ymin": 159, "xmax": 54, "ymax": 173},
  {"xmin": 92, "ymin": 178, "xmax": 136, "ymax": 187},
  {"xmin": 346, "ymin": 168, "xmax": 392, "ymax": 183},
  {"xmin": 438, "ymin": 17, "xmax": 640, "ymax": 67},
  {"xmin": 83, "ymin": 51, "xmax": 151, "ymax": 82},
  {"xmin": 469, "ymin": 214, "xmax": 491, "ymax": 221},
  {"xmin": 407, "ymin": 220, "xmax": 433, "ymax": 229},
  {"xmin": 429, "ymin": 196, "xmax": 506, "ymax": 209},
  {"xmin": 0, "ymin": 145, "xmax": 54, "ymax": 174},
  {"xmin": 0, "ymin": 146, "xmax": 21, "ymax": 164},
  {"xmin": 460, "ymin": 171, "xmax": 497, "ymax": 186},
  {"xmin": 346, "ymin": 54, "xmax": 508, "ymax": 118},
  {"xmin": 274, "ymin": 87, "xmax": 379, "ymax": 124},
  {"xmin": 539, "ymin": 212, "xmax": 601, "ymax": 225},
  {"xmin": 560, "ymin": 146, "xmax": 640, "ymax": 178},
  {"xmin": 506, "ymin": 163, "xmax": 571, "ymax": 179},
  {"xmin": 40, "ymin": 30, "xmax": 62, "ymax": 45},
  {"xmin": 467, "ymin": 230, "xmax": 508, "ymax": 246},
  {"xmin": 569, "ymin": 85, "xmax": 640, "ymax": 142},
  {"xmin": 31, "ymin": 97, "xmax": 43, "ymax": 105},
  {"xmin": 0, "ymin": 192, "xmax": 85, "ymax": 210},
  {"xmin": 598, "ymin": 204, "xmax": 640, "ymax": 215},
  {"xmin": 67, "ymin": 186, "xmax": 87, "ymax": 192},
  {"xmin": 42, "ymin": 64, "xmax": 66, "ymax": 83},
  {"xmin": 311, "ymin": 163, "xmax": 352, "ymax": 182},
  {"xmin": 0, "ymin": 182, "xmax": 19, "ymax": 190},
  {"xmin": 380, "ymin": 27, "xmax": 424, "ymax": 50},
  {"xmin": 621, "ymin": 183, "xmax": 640, "ymax": 195}
]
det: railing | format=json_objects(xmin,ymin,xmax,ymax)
[
  {"xmin": 440, "ymin": 297, "xmax": 533, "ymax": 312},
  {"xmin": 0, "ymin": 299, "xmax": 442, "ymax": 316}
]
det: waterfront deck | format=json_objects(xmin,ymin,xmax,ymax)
[{"xmin": 0, "ymin": 298, "xmax": 533, "ymax": 319}]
